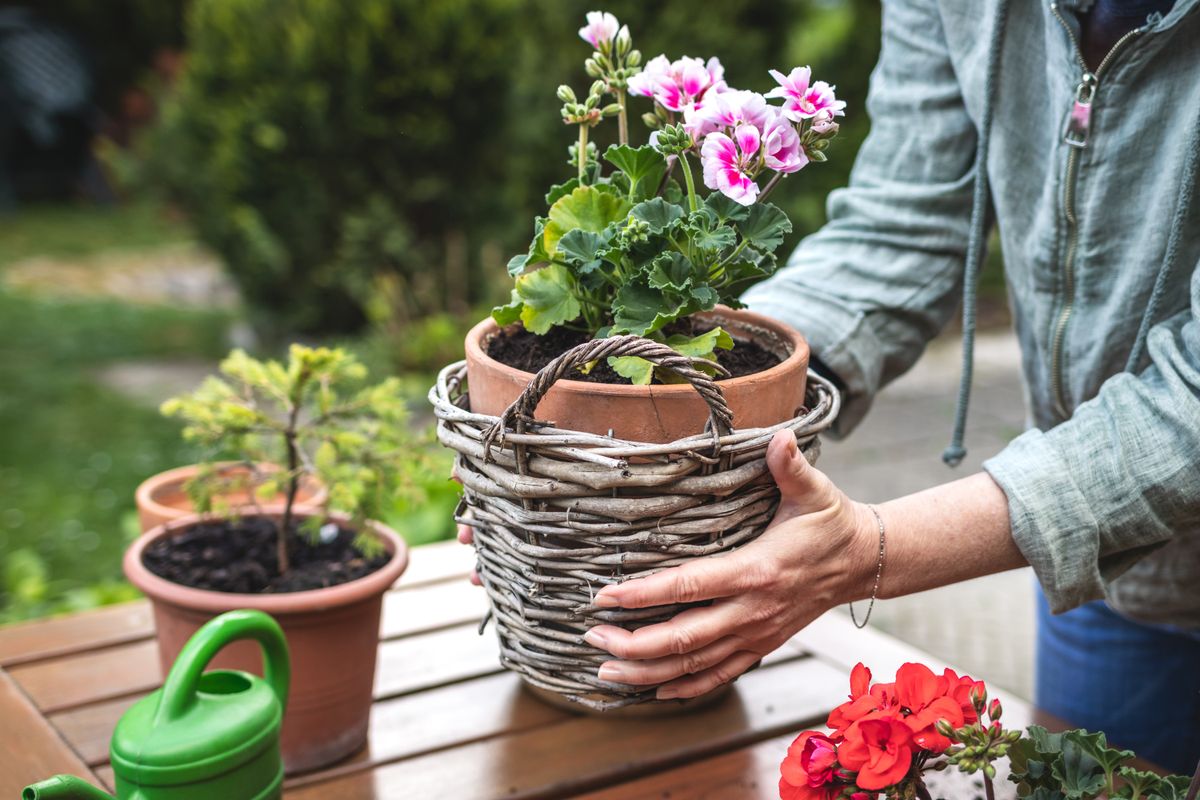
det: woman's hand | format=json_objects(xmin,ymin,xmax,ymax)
[{"xmin": 583, "ymin": 428, "xmax": 878, "ymax": 701}]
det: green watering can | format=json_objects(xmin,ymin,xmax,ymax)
[{"xmin": 23, "ymin": 609, "xmax": 290, "ymax": 800}]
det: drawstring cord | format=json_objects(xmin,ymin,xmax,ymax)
[
  {"xmin": 1124, "ymin": 100, "xmax": 1200, "ymax": 372},
  {"xmin": 942, "ymin": 0, "xmax": 1011, "ymax": 467}
]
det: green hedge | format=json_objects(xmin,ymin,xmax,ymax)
[{"xmin": 150, "ymin": 0, "xmax": 879, "ymax": 334}]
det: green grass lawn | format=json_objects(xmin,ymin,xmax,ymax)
[
  {"xmin": 0, "ymin": 291, "xmax": 232, "ymax": 622},
  {"xmin": 0, "ymin": 202, "xmax": 191, "ymax": 268}
]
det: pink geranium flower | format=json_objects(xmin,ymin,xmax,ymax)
[
  {"xmin": 762, "ymin": 111, "xmax": 808, "ymax": 174},
  {"xmin": 628, "ymin": 55, "xmax": 726, "ymax": 113},
  {"xmin": 578, "ymin": 11, "xmax": 620, "ymax": 49},
  {"xmin": 701, "ymin": 124, "xmax": 763, "ymax": 206},
  {"xmin": 684, "ymin": 89, "xmax": 770, "ymax": 142},
  {"xmin": 767, "ymin": 66, "xmax": 846, "ymax": 123}
]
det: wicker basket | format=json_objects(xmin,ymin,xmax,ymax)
[{"xmin": 430, "ymin": 334, "xmax": 840, "ymax": 711}]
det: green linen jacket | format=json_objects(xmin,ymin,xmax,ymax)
[{"xmin": 743, "ymin": 0, "xmax": 1200, "ymax": 627}]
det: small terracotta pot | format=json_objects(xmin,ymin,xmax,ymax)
[
  {"xmin": 124, "ymin": 505, "xmax": 408, "ymax": 774},
  {"xmin": 135, "ymin": 462, "xmax": 327, "ymax": 533},
  {"xmin": 464, "ymin": 306, "xmax": 811, "ymax": 442}
]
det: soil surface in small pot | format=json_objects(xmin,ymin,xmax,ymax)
[
  {"xmin": 142, "ymin": 516, "xmax": 388, "ymax": 594},
  {"xmin": 487, "ymin": 322, "xmax": 783, "ymax": 385}
]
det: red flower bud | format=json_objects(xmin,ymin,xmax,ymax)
[{"xmin": 988, "ymin": 698, "xmax": 1002, "ymax": 721}]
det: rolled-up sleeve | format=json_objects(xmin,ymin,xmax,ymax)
[
  {"xmin": 744, "ymin": 0, "xmax": 979, "ymax": 434},
  {"xmin": 984, "ymin": 276, "xmax": 1200, "ymax": 613}
]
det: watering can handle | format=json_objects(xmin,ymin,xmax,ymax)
[{"xmin": 154, "ymin": 609, "xmax": 290, "ymax": 725}]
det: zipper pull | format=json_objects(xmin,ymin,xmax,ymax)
[{"xmin": 1064, "ymin": 72, "xmax": 1097, "ymax": 148}]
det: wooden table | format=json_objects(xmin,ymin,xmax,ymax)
[{"xmin": 0, "ymin": 540, "xmax": 1037, "ymax": 799}]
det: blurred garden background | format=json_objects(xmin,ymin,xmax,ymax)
[{"xmin": 0, "ymin": 0, "xmax": 884, "ymax": 624}]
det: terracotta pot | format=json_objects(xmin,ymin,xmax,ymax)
[
  {"xmin": 135, "ymin": 462, "xmax": 327, "ymax": 533},
  {"xmin": 464, "ymin": 306, "xmax": 811, "ymax": 442},
  {"xmin": 124, "ymin": 505, "xmax": 408, "ymax": 774}
]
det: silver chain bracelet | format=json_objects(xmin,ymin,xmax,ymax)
[{"xmin": 849, "ymin": 504, "xmax": 886, "ymax": 629}]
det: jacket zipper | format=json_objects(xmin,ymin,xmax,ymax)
[{"xmin": 1048, "ymin": 3, "xmax": 1144, "ymax": 417}]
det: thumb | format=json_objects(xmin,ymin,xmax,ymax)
[{"xmin": 766, "ymin": 428, "xmax": 836, "ymax": 520}]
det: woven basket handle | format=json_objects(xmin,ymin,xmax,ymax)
[{"xmin": 491, "ymin": 334, "xmax": 735, "ymax": 441}]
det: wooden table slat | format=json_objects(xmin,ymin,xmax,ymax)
[
  {"xmin": 0, "ymin": 539, "xmax": 476, "ymax": 670},
  {"xmin": 283, "ymin": 654, "xmax": 847, "ymax": 799},
  {"xmin": 0, "ymin": 603, "xmax": 154, "ymax": 668},
  {"xmin": 0, "ymin": 668, "xmax": 101, "ymax": 799}
]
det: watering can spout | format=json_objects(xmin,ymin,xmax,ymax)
[{"xmin": 22, "ymin": 775, "xmax": 115, "ymax": 800}]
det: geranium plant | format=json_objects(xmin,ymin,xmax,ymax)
[
  {"xmin": 494, "ymin": 11, "xmax": 845, "ymax": 383},
  {"xmin": 780, "ymin": 662, "xmax": 1196, "ymax": 800}
]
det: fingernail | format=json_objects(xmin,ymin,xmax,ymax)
[
  {"xmin": 657, "ymin": 686, "xmax": 679, "ymax": 700},
  {"xmin": 583, "ymin": 628, "xmax": 608, "ymax": 648},
  {"xmin": 593, "ymin": 592, "xmax": 620, "ymax": 609},
  {"xmin": 598, "ymin": 663, "xmax": 624, "ymax": 682}
]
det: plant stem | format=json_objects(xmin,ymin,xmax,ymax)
[
  {"xmin": 984, "ymin": 776, "xmax": 996, "ymax": 800},
  {"xmin": 916, "ymin": 780, "xmax": 934, "ymax": 800},
  {"xmin": 578, "ymin": 125, "xmax": 589, "ymax": 182},
  {"xmin": 617, "ymin": 88, "xmax": 628, "ymax": 146},
  {"xmin": 758, "ymin": 171, "xmax": 786, "ymax": 203},
  {"xmin": 679, "ymin": 152, "xmax": 698, "ymax": 213},
  {"xmin": 278, "ymin": 370, "xmax": 308, "ymax": 576}
]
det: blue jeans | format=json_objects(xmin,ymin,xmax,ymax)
[{"xmin": 1036, "ymin": 591, "xmax": 1200, "ymax": 775}]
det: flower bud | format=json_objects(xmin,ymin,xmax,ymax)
[
  {"xmin": 585, "ymin": 94, "xmax": 599, "ymax": 110},
  {"xmin": 585, "ymin": 59, "xmax": 602, "ymax": 78},
  {"xmin": 615, "ymin": 25, "xmax": 631, "ymax": 56},
  {"xmin": 984, "ymin": 764, "xmax": 997, "ymax": 780},
  {"xmin": 988, "ymin": 698, "xmax": 1002, "ymax": 721},
  {"xmin": 627, "ymin": 49, "xmax": 642, "ymax": 67},
  {"xmin": 602, "ymin": 103, "xmax": 622, "ymax": 117},
  {"xmin": 557, "ymin": 85, "xmax": 577, "ymax": 104},
  {"xmin": 589, "ymin": 80, "xmax": 606, "ymax": 98},
  {"xmin": 969, "ymin": 684, "xmax": 987, "ymax": 713},
  {"xmin": 641, "ymin": 112, "xmax": 661, "ymax": 130},
  {"xmin": 934, "ymin": 718, "xmax": 956, "ymax": 738}
]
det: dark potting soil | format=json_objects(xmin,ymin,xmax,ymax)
[
  {"xmin": 142, "ymin": 516, "xmax": 388, "ymax": 594},
  {"xmin": 487, "ymin": 323, "xmax": 783, "ymax": 384}
]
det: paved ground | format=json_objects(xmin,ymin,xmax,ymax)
[{"xmin": 816, "ymin": 329, "xmax": 1038, "ymax": 700}]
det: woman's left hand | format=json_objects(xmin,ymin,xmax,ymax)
[{"xmin": 583, "ymin": 428, "xmax": 877, "ymax": 700}]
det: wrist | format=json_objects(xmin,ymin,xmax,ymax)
[{"xmin": 837, "ymin": 501, "xmax": 885, "ymax": 606}]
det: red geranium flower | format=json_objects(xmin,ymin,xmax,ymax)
[
  {"xmin": 780, "ymin": 731, "xmax": 841, "ymax": 800},
  {"xmin": 837, "ymin": 715, "xmax": 915, "ymax": 790},
  {"xmin": 893, "ymin": 663, "xmax": 965, "ymax": 752}
]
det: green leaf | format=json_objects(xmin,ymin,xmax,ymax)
[
  {"xmin": 647, "ymin": 252, "xmax": 698, "ymax": 292},
  {"xmin": 506, "ymin": 254, "xmax": 529, "ymax": 277},
  {"xmin": 689, "ymin": 284, "xmax": 719, "ymax": 309},
  {"xmin": 738, "ymin": 202, "xmax": 792, "ymax": 251},
  {"xmin": 607, "ymin": 355, "xmax": 655, "ymax": 385},
  {"xmin": 1069, "ymin": 730, "xmax": 1134, "ymax": 781},
  {"xmin": 611, "ymin": 279, "xmax": 684, "ymax": 336},
  {"xmin": 516, "ymin": 264, "xmax": 581, "ymax": 334},
  {"xmin": 557, "ymin": 228, "xmax": 611, "ymax": 274},
  {"xmin": 544, "ymin": 186, "xmax": 632, "ymax": 255},
  {"xmin": 667, "ymin": 326, "xmax": 734, "ymax": 359},
  {"xmin": 630, "ymin": 198, "xmax": 686, "ymax": 233},
  {"xmin": 508, "ymin": 217, "xmax": 550, "ymax": 276},
  {"xmin": 691, "ymin": 225, "xmax": 737, "ymax": 253},
  {"xmin": 492, "ymin": 289, "xmax": 523, "ymax": 326},
  {"xmin": 1146, "ymin": 776, "xmax": 1191, "ymax": 800},
  {"xmin": 705, "ymin": 191, "xmax": 751, "ymax": 224},
  {"xmin": 604, "ymin": 144, "xmax": 667, "ymax": 199},
  {"xmin": 545, "ymin": 178, "xmax": 580, "ymax": 206},
  {"xmin": 1052, "ymin": 734, "xmax": 1107, "ymax": 799},
  {"xmin": 1116, "ymin": 767, "xmax": 1163, "ymax": 800}
]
